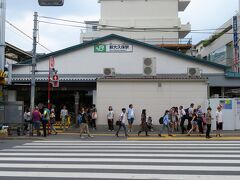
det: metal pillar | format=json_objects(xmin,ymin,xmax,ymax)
[
  {"xmin": 30, "ymin": 12, "xmax": 38, "ymax": 112},
  {"xmin": 29, "ymin": 12, "xmax": 38, "ymax": 136},
  {"xmin": 75, "ymin": 91, "xmax": 79, "ymax": 125},
  {"xmin": 0, "ymin": 0, "xmax": 5, "ymax": 72}
]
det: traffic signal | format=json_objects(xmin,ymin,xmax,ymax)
[
  {"xmin": 0, "ymin": 70, "xmax": 7, "ymax": 85},
  {"xmin": 52, "ymin": 74, "xmax": 59, "ymax": 87},
  {"xmin": 4, "ymin": 64, "xmax": 12, "ymax": 85},
  {"xmin": 38, "ymin": 0, "xmax": 64, "ymax": 6}
]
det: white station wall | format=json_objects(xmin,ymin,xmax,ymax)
[
  {"xmin": 13, "ymin": 39, "xmax": 224, "ymax": 75},
  {"xmin": 96, "ymin": 80, "xmax": 208, "ymax": 125}
]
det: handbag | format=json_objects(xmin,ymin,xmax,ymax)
[{"xmin": 116, "ymin": 120, "xmax": 121, "ymax": 126}]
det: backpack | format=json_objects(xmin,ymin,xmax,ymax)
[
  {"xmin": 42, "ymin": 109, "xmax": 49, "ymax": 121},
  {"xmin": 77, "ymin": 114, "xmax": 83, "ymax": 125},
  {"xmin": 159, "ymin": 117, "xmax": 163, "ymax": 124}
]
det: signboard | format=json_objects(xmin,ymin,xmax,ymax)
[
  {"xmin": 94, "ymin": 44, "xmax": 133, "ymax": 53},
  {"xmin": 220, "ymin": 99, "xmax": 232, "ymax": 110},
  {"xmin": 233, "ymin": 16, "xmax": 239, "ymax": 72}
]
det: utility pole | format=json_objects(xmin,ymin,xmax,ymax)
[
  {"xmin": 30, "ymin": 12, "xmax": 38, "ymax": 119},
  {"xmin": 0, "ymin": 0, "xmax": 6, "ymax": 123},
  {"xmin": 0, "ymin": 0, "xmax": 5, "ymax": 72}
]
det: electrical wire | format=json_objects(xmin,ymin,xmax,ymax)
[
  {"xmin": 39, "ymin": 15, "xmax": 239, "ymax": 34},
  {"xmin": 38, "ymin": 20, "xmax": 240, "ymax": 35},
  {"xmin": 5, "ymin": 20, "xmax": 52, "ymax": 52}
]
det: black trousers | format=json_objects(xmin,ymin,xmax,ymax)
[
  {"xmin": 187, "ymin": 117, "xmax": 192, "ymax": 130},
  {"xmin": 42, "ymin": 121, "xmax": 47, "ymax": 137},
  {"xmin": 91, "ymin": 119, "xmax": 96, "ymax": 129},
  {"xmin": 197, "ymin": 117, "xmax": 203, "ymax": 134},
  {"xmin": 206, "ymin": 124, "xmax": 211, "ymax": 137},
  {"xmin": 180, "ymin": 117, "xmax": 186, "ymax": 134},
  {"xmin": 108, "ymin": 119, "xmax": 114, "ymax": 130}
]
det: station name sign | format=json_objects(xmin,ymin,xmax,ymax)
[{"xmin": 94, "ymin": 44, "xmax": 133, "ymax": 53}]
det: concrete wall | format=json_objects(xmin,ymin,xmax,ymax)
[
  {"xmin": 96, "ymin": 80, "xmax": 208, "ymax": 125},
  {"xmin": 13, "ymin": 39, "xmax": 224, "ymax": 75}
]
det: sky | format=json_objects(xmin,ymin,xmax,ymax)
[{"xmin": 4, "ymin": 0, "xmax": 239, "ymax": 53}]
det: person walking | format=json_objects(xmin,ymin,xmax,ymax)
[
  {"xmin": 42, "ymin": 106, "xmax": 50, "ymax": 137},
  {"xmin": 197, "ymin": 105, "xmax": 204, "ymax": 134},
  {"xmin": 60, "ymin": 105, "xmax": 68, "ymax": 129},
  {"xmin": 50, "ymin": 109, "xmax": 57, "ymax": 135},
  {"xmin": 79, "ymin": 108, "xmax": 93, "ymax": 139},
  {"xmin": 179, "ymin": 106, "xmax": 186, "ymax": 134},
  {"xmin": 32, "ymin": 106, "xmax": 42, "ymax": 136},
  {"xmin": 127, "ymin": 104, "xmax": 135, "ymax": 132},
  {"xmin": 91, "ymin": 108, "xmax": 97, "ymax": 130},
  {"xmin": 186, "ymin": 103, "xmax": 194, "ymax": 130},
  {"xmin": 216, "ymin": 106, "xmax": 223, "ymax": 137},
  {"xmin": 206, "ymin": 107, "xmax": 213, "ymax": 139},
  {"xmin": 159, "ymin": 110, "xmax": 173, "ymax": 136},
  {"xmin": 23, "ymin": 108, "xmax": 31, "ymax": 135},
  {"xmin": 116, "ymin": 108, "xmax": 128, "ymax": 137},
  {"xmin": 107, "ymin": 106, "xmax": 114, "ymax": 131},
  {"xmin": 187, "ymin": 109, "xmax": 200, "ymax": 136},
  {"xmin": 138, "ymin": 109, "xmax": 149, "ymax": 136}
]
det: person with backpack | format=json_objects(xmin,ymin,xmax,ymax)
[
  {"xmin": 42, "ymin": 106, "xmax": 50, "ymax": 137},
  {"xmin": 159, "ymin": 110, "xmax": 173, "ymax": 137},
  {"xmin": 32, "ymin": 106, "xmax": 42, "ymax": 136},
  {"xmin": 158, "ymin": 115, "xmax": 164, "ymax": 137},
  {"xmin": 79, "ymin": 108, "xmax": 93, "ymax": 139}
]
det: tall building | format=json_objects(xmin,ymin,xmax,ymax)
[
  {"xmin": 81, "ymin": 0, "xmax": 191, "ymax": 51},
  {"xmin": 195, "ymin": 15, "xmax": 238, "ymax": 67}
]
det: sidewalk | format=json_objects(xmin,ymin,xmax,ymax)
[{"xmin": 1, "ymin": 127, "xmax": 240, "ymax": 141}]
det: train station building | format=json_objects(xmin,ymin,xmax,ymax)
[{"xmin": 8, "ymin": 34, "xmax": 240, "ymax": 127}]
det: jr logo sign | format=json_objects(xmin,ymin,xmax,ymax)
[{"xmin": 94, "ymin": 44, "xmax": 106, "ymax": 53}]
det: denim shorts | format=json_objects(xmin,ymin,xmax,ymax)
[
  {"xmin": 33, "ymin": 121, "xmax": 40, "ymax": 130},
  {"xmin": 128, "ymin": 118, "xmax": 134, "ymax": 124}
]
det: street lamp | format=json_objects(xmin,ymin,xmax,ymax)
[{"xmin": 38, "ymin": 0, "xmax": 64, "ymax": 6}]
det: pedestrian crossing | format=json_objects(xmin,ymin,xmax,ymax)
[{"xmin": 0, "ymin": 141, "xmax": 240, "ymax": 179}]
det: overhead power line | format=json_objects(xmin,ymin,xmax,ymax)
[
  {"xmin": 39, "ymin": 15, "xmax": 240, "ymax": 35},
  {"xmin": 5, "ymin": 20, "xmax": 52, "ymax": 52}
]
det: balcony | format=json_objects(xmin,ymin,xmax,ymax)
[
  {"xmin": 178, "ymin": 0, "xmax": 191, "ymax": 12},
  {"xmin": 178, "ymin": 23, "xmax": 191, "ymax": 38}
]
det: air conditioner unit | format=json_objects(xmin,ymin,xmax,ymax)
[
  {"xmin": 187, "ymin": 67, "xmax": 201, "ymax": 77},
  {"xmin": 38, "ymin": 0, "xmax": 64, "ymax": 6},
  {"xmin": 143, "ymin": 57, "xmax": 156, "ymax": 76},
  {"xmin": 103, "ymin": 68, "xmax": 116, "ymax": 77}
]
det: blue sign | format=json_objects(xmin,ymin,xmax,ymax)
[{"xmin": 233, "ymin": 16, "xmax": 238, "ymax": 48}]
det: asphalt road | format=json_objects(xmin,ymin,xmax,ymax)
[{"xmin": 0, "ymin": 139, "xmax": 240, "ymax": 180}]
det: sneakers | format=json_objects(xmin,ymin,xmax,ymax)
[
  {"xmin": 158, "ymin": 134, "xmax": 162, "ymax": 137},
  {"xmin": 88, "ymin": 135, "xmax": 94, "ymax": 138},
  {"xmin": 80, "ymin": 136, "xmax": 85, "ymax": 139},
  {"xmin": 168, "ymin": 134, "xmax": 173, "ymax": 136}
]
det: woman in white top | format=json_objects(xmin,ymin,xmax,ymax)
[
  {"xmin": 107, "ymin": 106, "xmax": 114, "ymax": 131},
  {"xmin": 115, "ymin": 108, "xmax": 128, "ymax": 137},
  {"xmin": 216, "ymin": 106, "xmax": 223, "ymax": 137}
]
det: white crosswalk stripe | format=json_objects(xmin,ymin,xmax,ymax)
[{"xmin": 0, "ymin": 140, "xmax": 240, "ymax": 180}]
